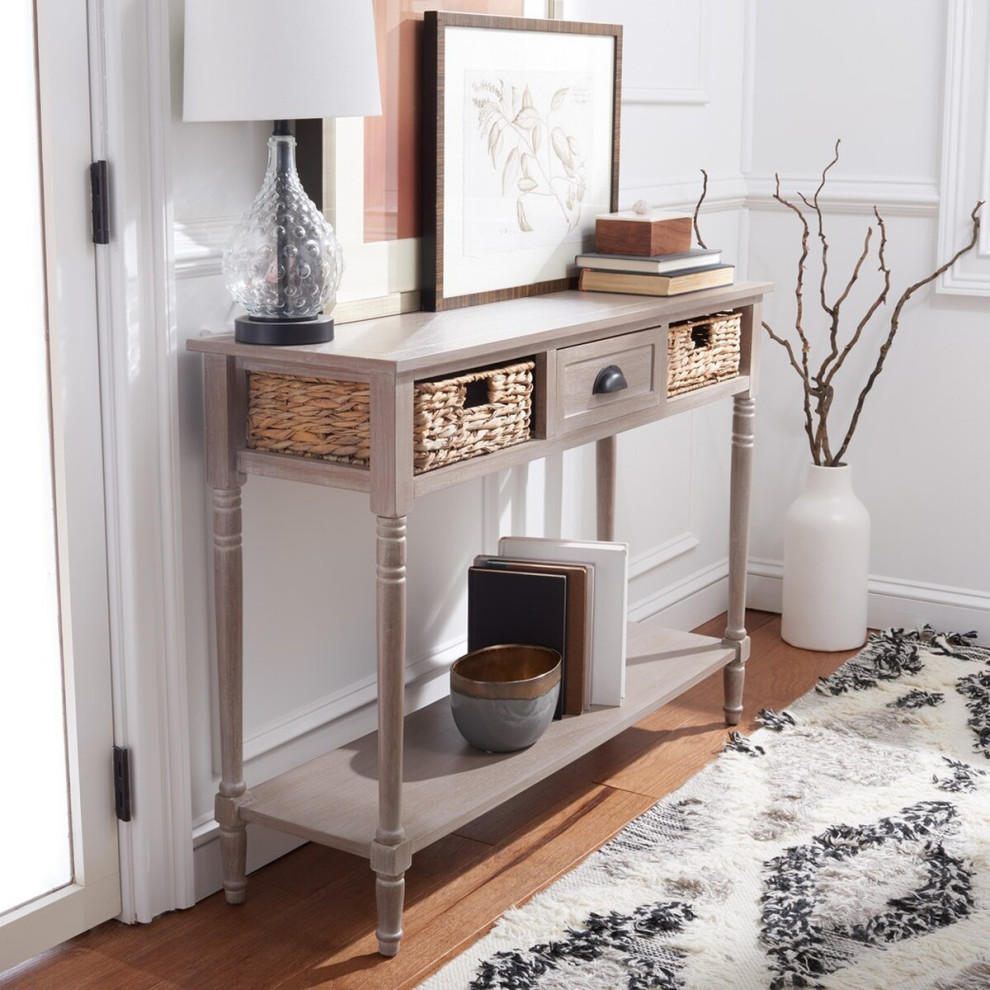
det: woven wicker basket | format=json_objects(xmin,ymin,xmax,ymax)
[
  {"xmin": 246, "ymin": 359, "xmax": 534, "ymax": 474},
  {"xmin": 247, "ymin": 372, "xmax": 372, "ymax": 465},
  {"xmin": 667, "ymin": 311, "xmax": 741, "ymax": 397},
  {"xmin": 413, "ymin": 360, "xmax": 534, "ymax": 474}
]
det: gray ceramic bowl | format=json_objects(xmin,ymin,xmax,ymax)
[{"xmin": 450, "ymin": 644, "xmax": 562, "ymax": 753}]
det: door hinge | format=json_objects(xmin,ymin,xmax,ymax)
[
  {"xmin": 90, "ymin": 160, "xmax": 110, "ymax": 244},
  {"xmin": 113, "ymin": 745, "xmax": 132, "ymax": 822}
]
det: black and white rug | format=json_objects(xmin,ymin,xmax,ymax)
[{"xmin": 416, "ymin": 628, "xmax": 990, "ymax": 989}]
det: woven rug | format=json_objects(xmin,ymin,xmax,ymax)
[{"xmin": 416, "ymin": 628, "xmax": 990, "ymax": 990}]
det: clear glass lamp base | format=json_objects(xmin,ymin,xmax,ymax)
[{"xmin": 225, "ymin": 128, "xmax": 343, "ymax": 347}]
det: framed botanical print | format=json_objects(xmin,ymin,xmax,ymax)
[{"xmin": 421, "ymin": 11, "xmax": 622, "ymax": 310}]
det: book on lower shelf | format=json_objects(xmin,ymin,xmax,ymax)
[
  {"xmin": 574, "ymin": 247, "xmax": 722, "ymax": 275},
  {"xmin": 579, "ymin": 263, "xmax": 735, "ymax": 298},
  {"xmin": 474, "ymin": 555, "xmax": 594, "ymax": 716},
  {"xmin": 497, "ymin": 536, "xmax": 628, "ymax": 708},
  {"xmin": 466, "ymin": 566, "xmax": 569, "ymax": 719}
]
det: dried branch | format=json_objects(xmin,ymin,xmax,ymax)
[
  {"xmin": 771, "ymin": 174, "xmax": 813, "ymax": 383},
  {"xmin": 820, "ymin": 209, "xmax": 890, "ymax": 390},
  {"xmin": 756, "ymin": 142, "xmax": 983, "ymax": 467},
  {"xmin": 763, "ymin": 318, "xmax": 818, "ymax": 454},
  {"xmin": 693, "ymin": 169, "xmax": 709, "ymax": 249},
  {"xmin": 800, "ymin": 138, "xmax": 841, "ymax": 322},
  {"xmin": 831, "ymin": 199, "xmax": 983, "ymax": 464}
]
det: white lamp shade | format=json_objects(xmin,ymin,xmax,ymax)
[{"xmin": 183, "ymin": 0, "xmax": 382, "ymax": 122}]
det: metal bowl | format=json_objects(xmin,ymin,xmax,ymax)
[{"xmin": 450, "ymin": 644, "xmax": 561, "ymax": 753}]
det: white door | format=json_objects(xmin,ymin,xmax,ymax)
[{"xmin": 0, "ymin": 0, "xmax": 120, "ymax": 972}]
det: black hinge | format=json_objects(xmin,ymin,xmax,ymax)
[
  {"xmin": 113, "ymin": 745, "xmax": 132, "ymax": 822},
  {"xmin": 90, "ymin": 160, "xmax": 110, "ymax": 244}
]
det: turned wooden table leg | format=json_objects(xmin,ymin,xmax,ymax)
[
  {"xmin": 372, "ymin": 514, "xmax": 411, "ymax": 956},
  {"xmin": 213, "ymin": 485, "xmax": 248, "ymax": 903},
  {"xmin": 596, "ymin": 435, "xmax": 617, "ymax": 542},
  {"xmin": 723, "ymin": 395, "xmax": 755, "ymax": 725}
]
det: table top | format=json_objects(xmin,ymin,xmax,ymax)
[{"xmin": 187, "ymin": 283, "xmax": 772, "ymax": 379}]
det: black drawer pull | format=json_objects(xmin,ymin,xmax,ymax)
[{"xmin": 592, "ymin": 365, "xmax": 628, "ymax": 395}]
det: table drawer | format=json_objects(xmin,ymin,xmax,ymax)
[{"xmin": 553, "ymin": 327, "xmax": 660, "ymax": 434}]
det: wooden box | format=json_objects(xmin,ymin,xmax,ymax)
[{"xmin": 596, "ymin": 211, "xmax": 693, "ymax": 257}]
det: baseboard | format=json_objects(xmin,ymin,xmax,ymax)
[
  {"xmin": 628, "ymin": 558, "xmax": 730, "ymax": 631},
  {"xmin": 747, "ymin": 559, "xmax": 990, "ymax": 645}
]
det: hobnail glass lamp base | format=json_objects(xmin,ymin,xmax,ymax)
[{"xmin": 233, "ymin": 314, "xmax": 334, "ymax": 346}]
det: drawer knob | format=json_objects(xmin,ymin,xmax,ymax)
[{"xmin": 592, "ymin": 364, "xmax": 628, "ymax": 395}]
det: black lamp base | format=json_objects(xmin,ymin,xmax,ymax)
[{"xmin": 234, "ymin": 314, "xmax": 335, "ymax": 346}]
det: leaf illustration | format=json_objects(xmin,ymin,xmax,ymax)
[
  {"xmin": 501, "ymin": 146, "xmax": 521, "ymax": 196},
  {"xmin": 522, "ymin": 84, "xmax": 534, "ymax": 109},
  {"xmin": 568, "ymin": 135, "xmax": 581, "ymax": 158},
  {"xmin": 551, "ymin": 127, "xmax": 573, "ymax": 169},
  {"xmin": 551, "ymin": 87, "xmax": 569, "ymax": 111},
  {"xmin": 513, "ymin": 106, "xmax": 540, "ymax": 131},
  {"xmin": 488, "ymin": 121, "xmax": 505, "ymax": 165},
  {"xmin": 511, "ymin": 85, "xmax": 520, "ymax": 116},
  {"xmin": 517, "ymin": 198, "xmax": 532, "ymax": 232},
  {"xmin": 532, "ymin": 124, "xmax": 542, "ymax": 156},
  {"xmin": 517, "ymin": 176, "xmax": 538, "ymax": 192}
]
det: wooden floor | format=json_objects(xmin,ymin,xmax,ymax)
[{"xmin": 3, "ymin": 611, "xmax": 857, "ymax": 990}]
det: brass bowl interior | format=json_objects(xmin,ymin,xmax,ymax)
[{"xmin": 450, "ymin": 644, "xmax": 561, "ymax": 701}]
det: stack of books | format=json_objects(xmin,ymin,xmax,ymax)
[
  {"xmin": 467, "ymin": 537, "xmax": 629, "ymax": 717},
  {"xmin": 576, "ymin": 209, "xmax": 734, "ymax": 297}
]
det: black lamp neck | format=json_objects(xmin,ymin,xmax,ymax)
[{"xmin": 272, "ymin": 119, "xmax": 293, "ymax": 137}]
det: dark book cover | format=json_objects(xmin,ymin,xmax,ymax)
[
  {"xmin": 467, "ymin": 566, "xmax": 568, "ymax": 719},
  {"xmin": 475, "ymin": 556, "xmax": 591, "ymax": 716}
]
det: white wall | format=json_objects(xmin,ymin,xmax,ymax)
[{"xmin": 169, "ymin": 0, "xmax": 989, "ymax": 900}]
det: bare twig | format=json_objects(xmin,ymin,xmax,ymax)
[
  {"xmin": 821, "ymin": 208, "xmax": 890, "ymax": 390},
  {"xmin": 756, "ymin": 141, "xmax": 982, "ymax": 466},
  {"xmin": 693, "ymin": 169, "xmax": 709, "ymax": 249},
  {"xmin": 764, "ymin": 319, "xmax": 817, "ymax": 455},
  {"xmin": 831, "ymin": 199, "xmax": 983, "ymax": 464}
]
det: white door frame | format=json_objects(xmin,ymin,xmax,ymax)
[
  {"xmin": 88, "ymin": 0, "xmax": 194, "ymax": 923},
  {"xmin": 1, "ymin": 0, "xmax": 122, "ymax": 969}
]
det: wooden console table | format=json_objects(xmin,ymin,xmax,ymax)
[{"xmin": 188, "ymin": 281, "xmax": 768, "ymax": 957}]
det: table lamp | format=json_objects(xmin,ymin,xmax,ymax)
[{"xmin": 183, "ymin": 0, "xmax": 382, "ymax": 345}]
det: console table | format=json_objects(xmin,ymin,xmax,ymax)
[{"xmin": 188, "ymin": 281, "xmax": 768, "ymax": 957}]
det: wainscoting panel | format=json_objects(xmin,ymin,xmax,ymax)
[{"xmin": 566, "ymin": 0, "xmax": 709, "ymax": 104}]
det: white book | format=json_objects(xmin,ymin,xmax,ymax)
[{"xmin": 498, "ymin": 536, "xmax": 628, "ymax": 707}]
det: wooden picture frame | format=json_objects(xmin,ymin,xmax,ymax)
[{"xmin": 422, "ymin": 12, "xmax": 622, "ymax": 311}]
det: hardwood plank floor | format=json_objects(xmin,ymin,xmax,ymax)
[{"xmin": 1, "ymin": 611, "xmax": 858, "ymax": 990}]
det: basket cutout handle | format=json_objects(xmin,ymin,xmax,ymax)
[
  {"xmin": 691, "ymin": 323, "xmax": 712, "ymax": 349},
  {"xmin": 463, "ymin": 378, "xmax": 492, "ymax": 409}
]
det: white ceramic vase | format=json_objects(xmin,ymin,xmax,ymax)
[{"xmin": 780, "ymin": 463, "xmax": 870, "ymax": 651}]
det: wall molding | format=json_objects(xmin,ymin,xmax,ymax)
[
  {"xmin": 173, "ymin": 169, "xmax": 937, "ymax": 283},
  {"xmin": 628, "ymin": 532, "xmax": 700, "ymax": 580},
  {"xmin": 628, "ymin": 557, "xmax": 729, "ymax": 624},
  {"xmin": 937, "ymin": 0, "xmax": 990, "ymax": 296},
  {"xmin": 173, "ymin": 217, "xmax": 231, "ymax": 279},
  {"xmin": 240, "ymin": 637, "xmax": 462, "ymax": 763},
  {"xmin": 95, "ymin": 0, "xmax": 195, "ymax": 923},
  {"xmin": 747, "ymin": 558, "xmax": 990, "ymax": 645},
  {"xmin": 746, "ymin": 174, "xmax": 940, "ymax": 217}
]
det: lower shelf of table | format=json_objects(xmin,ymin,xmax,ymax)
[{"xmin": 238, "ymin": 617, "xmax": 737, "ymax": 859}]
